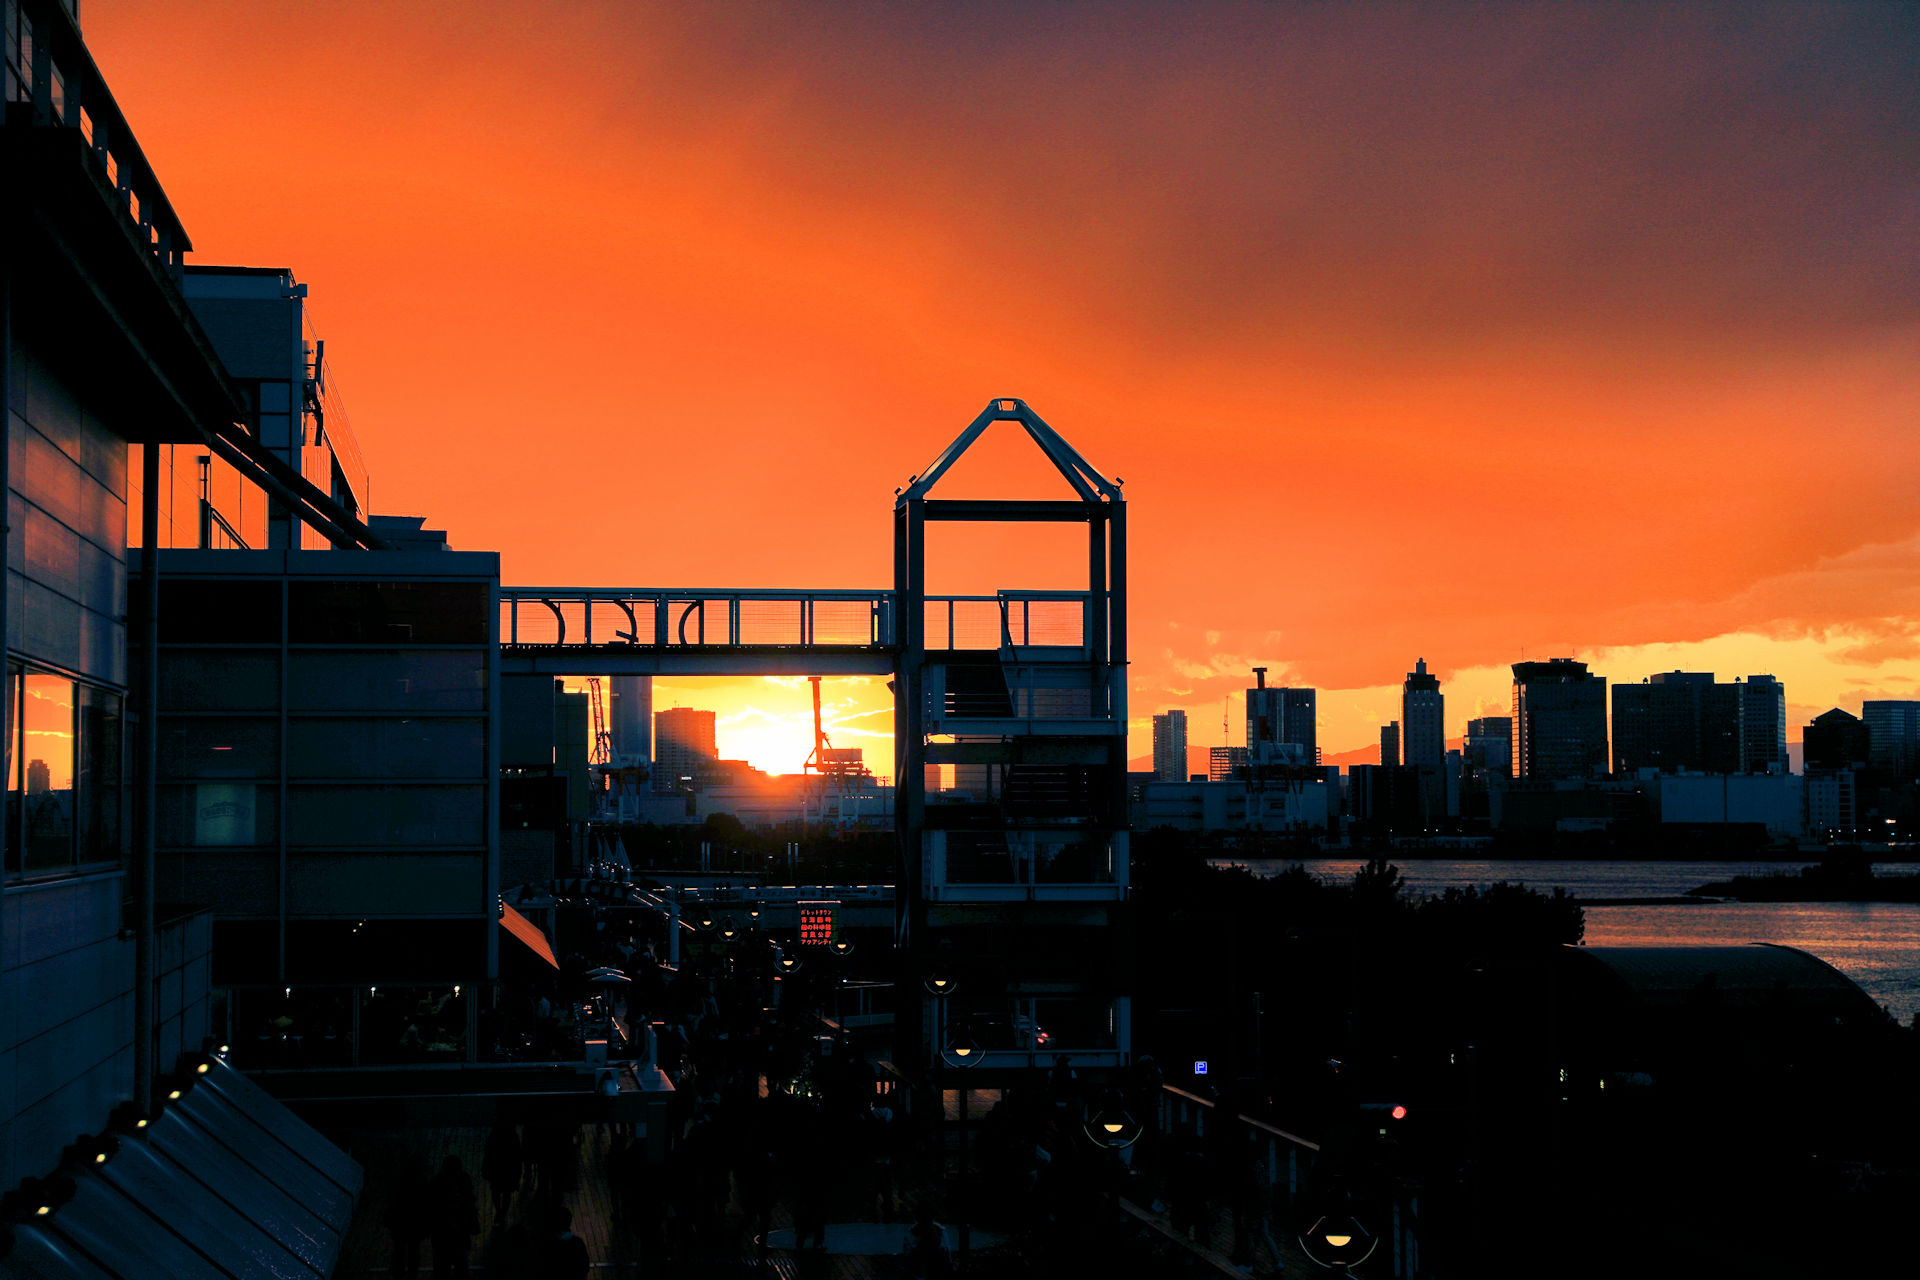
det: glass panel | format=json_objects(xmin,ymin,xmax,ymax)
[
  {"xmin": 230, "ymin": 987, "xmax": 353, "ymax": 1070},
  {"xmin": 21, "ymin": 673, "xmax": 74, "ymax": 874},
  {"xmin": 286, "ymin": 717, "xmax": 485, "ymax": 779},
  {"xmin": 76, "ymin": 687, "xmax": 122, "ymax": 866},
  {"xmin": 359, "ymin": 985, "xmax": 469, "ymax": 1064},
  {"xmin": 158, "ymin": 651, "xmax": 280, "ymax": 711},
  {"xmin": 146, "ymin": 578, "xmax": 280, "ymax": 642},
  {"xmin": 287, "ymin": 651, "xmax": 486, "ymax": 712},
  {"xmin": 158, "ymin": 717, "xmax": 278, "ymax": 779},
  {"xmin": 4, "ymin": 666, "xmax": 17, "ymax": 875},
  {"xmin": 288, "ymin": 581, "xmax": 489, "ymax": 644},
  {"xmin": 287, "ymin": 785, "xmax": 485, "ymax": 847},
  {"xmin": 158, "ymin": 783, "xmax": 278, "ymax": 848}
]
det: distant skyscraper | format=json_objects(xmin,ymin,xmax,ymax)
[
  {"xmin": 1612, "ymin": 671, "xmax": 1714, "ymax": 774},
  {"xmin": 1246, "ymin": 669, "xmax": 1316, "ymax": 763},
  {"xmin": 1401, "ymin": 659, "xmax": 1445, "ymax": 770},
  {"xmin": 1736, "ymin": 675, "xmax": 1787, "ymax": 773},
  {"xmin": 1465, "ymin": 716, "xmax": 1513, "ymax": 776},
  {"xmin": 1803, "ymin": 708, "xmax": 1869, "ymax": 773},
  {"xmin": 609, "ymin": 675, "xmax": 652, "ymax": 765},
  {"xmin": 1208, "ymin": 746, "xmax": 1249, "ymax": 781},
  {"xmin": 1861, "ymin": 701, "xmax": 1920, "ymax": 778},
  {"xmin": 655, "ymin": 707, "xmax": 717, "ymax": 788},
  {"xmin": 1153, "ymin": 710, "xmax": 1189, "ymax": 781},
  {"xmin": 1380, "ymin": 721, "xmax": 1400, "ymax": 768},
  {"xmin": 1512, "ymin": 659, "xmax": 1608, "ymax": 780},
  {"xmin": 1612, "ymin": 671, "xmax": 1785, "ymax": 774}
]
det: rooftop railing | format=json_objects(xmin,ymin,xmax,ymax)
[{"xmin": 7, "ymin": 0, "xmax": 193, "ymax": 288}]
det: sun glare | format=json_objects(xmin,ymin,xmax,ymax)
[{"xmin": 720, "ymin": 717, "xmax": 818, "ymax": 776}]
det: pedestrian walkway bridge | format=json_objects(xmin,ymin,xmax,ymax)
[{"xmin": 498, "ymin": 587, "xmax": 1097, "ymax": 676}]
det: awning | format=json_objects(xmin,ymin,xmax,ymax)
[
  {"xmin": 10, "ymin": 1058, "xmax": 362, "ymax": 1279},
  {"xmin": 499, "ymin": 900, "xmax": 559, "ymax": 968}
]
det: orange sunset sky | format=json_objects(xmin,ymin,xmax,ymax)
[{"xmin": 86, "ymin": 1, "xmax": 1917, "ymax": 773}]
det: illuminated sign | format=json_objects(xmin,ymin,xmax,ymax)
[
  {"xmin": 798, "ymin": 901, "xmax": 839, "ymax": 947},
  {"xmin": 1194, "ymin": 1060, "xmax": 1209, "ymax": 1076}
]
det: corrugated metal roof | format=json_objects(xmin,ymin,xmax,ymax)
[{"xmin": 16, "ymin": 1060, "xmax": 362, "ymax": 1279}]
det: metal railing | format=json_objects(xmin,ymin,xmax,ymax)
[
  {"xmin": 500, "ymin": 588, "xmax": 894, "ymax": 649},
  {"xmin": 499, "ymin": 588, "xmax": 1105, "ymax": 654},
  {"xmin": 9, "ymin": 0, "xmax": 193, "ymax": 287}
]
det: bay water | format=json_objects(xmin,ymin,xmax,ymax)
[{"xmin": 1212, "ymin": 857, "xmax": 1920, "ymax": 1024}]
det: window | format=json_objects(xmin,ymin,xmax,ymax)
[
  {"xmin": 76, "ymin": 685, "xmax": 122, "ymax": 865},
  {"xmin": 3, "ymin": 667, "xmax": 123, "ymax": 877},
  {"xmin": 289, "ymin": 581, "xmax": 489, "ymax": 645},
  {"xmin": 21, "ymin": 670, "xmax": 75, "ymax": 874}
]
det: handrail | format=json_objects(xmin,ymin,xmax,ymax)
[
  {"xmin": 13, "ymin": 0, "xmax": 193, "ymax": 284},
  {"xmin": 498, "ymin": 587, "xmax": 1104, "ymax": 652}
]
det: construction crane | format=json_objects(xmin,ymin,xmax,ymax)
[{"xmin": 586, "ymin": 676, "xmax": 611, "ymax": 766}]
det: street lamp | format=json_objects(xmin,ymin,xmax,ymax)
[{"xmin": 1299, "ymin": 1212, "xmax": 1377, "ymax": 1272}]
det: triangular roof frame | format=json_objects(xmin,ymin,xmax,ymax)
[{"xmin": 896, "ymin": 398, "xmax": 1122, "ymax": 508}]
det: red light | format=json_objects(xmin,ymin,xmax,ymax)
[{"xmin": 1390, "ymin": 1105, "xmax": 1407, "ymax": 1120}]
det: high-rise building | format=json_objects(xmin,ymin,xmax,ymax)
[
  {"xmin": 1512, "ymin": 659, "xmax": 1608, "ymax": 780},
  {"xmin": 1613, "ymin": 672, "xmax": 1786, "ymax": 775},
  {"xmin": 1862, "ymin": 701, "xmax": 1920, "ymax": 778},
  {"xmin": 1401, "ymin": 659, "xmax": 1445, "ymax": 770},
  {"xmin": 1804, "ymin": 708, "xmax": 1870, "ymax": 772},
  {"xmin": 1246, "ymin": 669, "xmax": 1317, "ymax": 763},
  {"xmin": 1153, "ymin": 710, "xmax": 1189, "ymax": 781},
  {"xmin": 1737, "ymin": 675, "xmax": 1788, "ymax": 773},
  {"xmin": 1612, "ymin": 671, "xmax": 1714, "ymax": 774},
  {"xmin": 610, "ymin": 675, "xmax": 652, "ymax": 765},
  {"xmin": 1380, "ymin": 720, "xmax": 1400, "ymax": 768},
  {"xmin": 1465, "ymin": 716, "xmax": 1513, "ymax": 776},
  {"xmin": 655, "ymin": 707, "xmax": 718, "ymax": 788},
  {"xmin": 1209, "ymin": 746, "xmax": 1249, "ymax": 781}
]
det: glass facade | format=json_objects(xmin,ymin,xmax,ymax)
[{"xmin": 141, "ymin": 559, "xmax": 499, "ymax": 1064}]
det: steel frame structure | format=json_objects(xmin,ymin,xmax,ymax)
[{"xmin": 893, "ymin": 398, "xmax": 1130, "ymax": 1074}]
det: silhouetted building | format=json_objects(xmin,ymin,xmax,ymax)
[
  {"xmin": 1512, "ymin": 659, "xmax": 1608, "ymax": 780},
  {"xmin": 1614, "ymin": 672, "xmax": 1787, "ymax": 775},
  {"xmin": 1153, "ymin": 709, "xmax": 1188, "ymax": 781},
  {"xmin": 1380, "ymin": 720, "xmax": 1399, "ymax": 768},
  {"xmin": 1803, "ymin": 770, "xmax": 1857, "ymax": 835},
  {"xmin": 1347, "ymin": 764, "xmax": 1422, "ymax": 834},
  {"xmin": 610, "ymin": 675, "xmax": 652, "ymax": 764},
  {"xmin": 1401, "ymin": 659, "xmax": 1444, "ymax": 768},
  {"xmin": 655, "ymin": 707, "xmax": 717, "ymax": 790},
  {"xmin": 1861, "ymin": 700, "xmax": 1920, "ymax": 779},
  {"xmin": 1803, "ymin": 708, "xmax": 1869, "ymax": 773},
  {"xmin": 1736, "ymin": 675, "xmax": 1788, "ymax": 773},
  {"xmin": 1612, "ymin": 671, "xmax": 1714, "ymax": 774},
  {"xmin": 1465, "ymin": 715, "xmax": 1513, "ymax": 776},
  {"xmin": 1208, "ymin": 745, "xmax": 1248, "ymax": 781},
  {"xmin": 1246, "ymin": 668, "xmax": 1316, "ymax": 764},
  {"xmin": 1401, "ymin": 658, "xmax": 1447, "ymax": 818}
]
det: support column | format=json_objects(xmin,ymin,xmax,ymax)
[{"xmin": 135, "ymin": 434, "xmax": 160, "ymax": 1108}]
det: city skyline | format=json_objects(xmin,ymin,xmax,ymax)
[{"xmin": 82, "ymin": 1, "xmax": 1919, "ymax": 762}]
